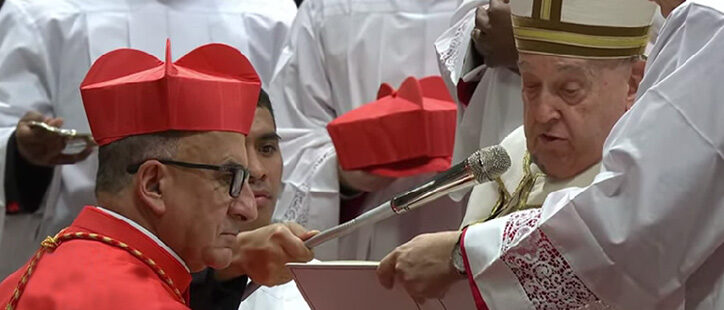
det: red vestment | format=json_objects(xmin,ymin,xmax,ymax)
[{"xmin": 0, "ymin": 206, "xmax": 191, "ymax": 309}]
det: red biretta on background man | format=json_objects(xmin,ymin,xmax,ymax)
[
  {"xmin": 327, "ymin": 76, "xmax": 457, "ymax": 177},
  {"xmin": 0, "ymin": 40, "xmax": 260, "ymax": 310}
]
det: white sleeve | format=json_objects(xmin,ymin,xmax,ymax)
[
  {"xmin": 241, "ymin": 2, "xmax": 297, "ymax": 88},
  {"xmin": 460, "ymin": 4, "xmax": 724, "ymax": 310},
  {"xmin": 435, "ymin": 1, "xmax": 488, "ymax": 202},
  {"xmin": 268, "ymin": 2, "xmax": 341, "ymax": 259},
  {"xmin": 0, "ymin": 0, "xmax": 56, "ymax": 227},
  {"xmin": 434, "ymin": 0, "xmax": 485, "ymax": 98}
]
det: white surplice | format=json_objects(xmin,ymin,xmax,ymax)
[
  {"xmin": 460, "ymin": 1, "xmax": 724, "ymax": 309},
  {"xmin": 0, "ymin": 0, "xmax": 297, "ymax": 278},
  {"xmin": 269, "ymin": 0, "xmax": 464, "ymax": 260},
  {"xmin": 434, "ymin": 0, "xmax": 524, "ymax": 201},
  {"xmin": 239, "ymin": 280, "xmax": 311, "ymax": 310}
]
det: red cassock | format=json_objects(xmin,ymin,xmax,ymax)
[{"xmin": 0, "ymin": 207, "xmax": 191, "ymax": 309}]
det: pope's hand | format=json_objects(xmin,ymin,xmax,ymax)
[
  {"xmin": 376, "ymin": 231, "xmax": 464, "ymax": 303},
  {"xmin": 216, "ymin": 222, "xmax": 317, "ymax": 286},
  {"xmin": 15, "ymin": 111, "xmax": 94, "ymax": 166}
]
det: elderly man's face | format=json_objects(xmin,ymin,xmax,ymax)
[
  {"xmin": 519, "ymin": 53, "xmax": 640, "ymax": 179},
  {"xmin": 162, "ymin": 131, "xmax": 257, "ymax": 271},
  {"xmin": 239, "ymin": 107, "xmax": 282, "ymax": 232}
]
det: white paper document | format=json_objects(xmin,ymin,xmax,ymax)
[{"xmin": 288, "ymin": 261, "xmax": 477, "ymax": 310}]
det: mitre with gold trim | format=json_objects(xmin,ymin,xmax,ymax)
[{"xmin": 510, "ymin": 0, "xmax": 659, "ymax": 58}]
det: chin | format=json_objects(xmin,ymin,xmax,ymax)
[{"xmin": 201, "ymin": 247, "xmax": 234, "ymax": 270}]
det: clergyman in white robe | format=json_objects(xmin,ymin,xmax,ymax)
[
  {"xmin": 461, "ymin": 1, "xmax": 724, "ymax": 309},
  {"xmin": 269, "ymin": 0, "xmax": 464, "ymax": 260}
]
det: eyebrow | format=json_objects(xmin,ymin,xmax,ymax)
[
  {"xmin": 219, "ymin": 160, "xmax": 243, "ymax": 168},
  {"xmin": 257, "ymin": 132, "xmax": 282, "ymax": 142},
  {"xmin": 518, "ymin": 60, "xmax": 531, "ymax": 70},
  {"xmin": 555, "ymin": 63, "xmax": 593, "ymax": 78}
]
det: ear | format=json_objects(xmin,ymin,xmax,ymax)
[
  {"xmin": 134, "ymin": 160, "xmax": 168, "ymax": 216},
  {"xmin": 625, "ymin": 60, "xmax": 646, "ymax": 110}
]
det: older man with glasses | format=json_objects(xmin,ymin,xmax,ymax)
[{"xmin": 0, "ymin": 42, "xmax": 316, "ymax": 310}]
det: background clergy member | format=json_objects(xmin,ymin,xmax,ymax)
[{"xmin": 268, "ymin": 0, "xmax": 464, "ymax": 260}]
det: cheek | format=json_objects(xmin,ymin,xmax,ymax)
[
  {"xmin": 522, "ymin": 103, "xmax": 537, "ymax": 130},
  {"xmin": 194, "ymin": 186, "xmax": 233, "ymax": 230}
]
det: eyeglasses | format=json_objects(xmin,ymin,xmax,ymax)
[{"xmin": 126, "ymin": 159, "xmax": 250, "ymax": 198}]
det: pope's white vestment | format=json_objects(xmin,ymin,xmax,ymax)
[{"xmin": 460, "ymin": 1, "xmax": 724, "ymax": 309}]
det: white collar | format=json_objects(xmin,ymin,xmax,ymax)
[{"xmin": 96, "ymin": 207, "xmax": 190, "ymax": 272}]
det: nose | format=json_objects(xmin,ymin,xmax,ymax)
[
  {"xmin": 229, "ymin": 178, "xmax": 257, "ymax": 223},
  {"xmin": 247, "ymin": 149, "xmax": 267, "ymax": 186},
  {"xmin": 533, "ymin": 88, "xmax": 562, "ymax": 125}
]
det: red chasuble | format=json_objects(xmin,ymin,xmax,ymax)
[{"xmin": 0, "ymin": 207, "xmax": 191, "ymax": 309}]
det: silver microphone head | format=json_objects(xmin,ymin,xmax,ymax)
[{"xmin": 467, "ymin": 145, "xmax": 511, "ymax": 183}]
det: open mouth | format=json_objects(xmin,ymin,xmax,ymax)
[{"xmin": 540, "ymin": 133, "xmax": 566, "ymax": 143}]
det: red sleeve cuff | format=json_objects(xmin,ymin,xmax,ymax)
[{"xmin": 460, "ymin": 227, "xmax": 489, "ymax": 310}]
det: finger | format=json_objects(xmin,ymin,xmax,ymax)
[
  {"xmin": 474, "ymin": 5, "xmax": 486, "ymax": 26},
  {"xmin": 376, "ymin": 252, "xmax": 398, "ymax": 289},
  {"xmin": 46, "ymin": 117, "xmax": 64, "ymax": 128},
  {"xmin": 475, "ymin": 7, "xmax": 490, "ymax": 29},
  {"xmin": 276, "ymin": 229, "xmax": 314, "ymax": 261},
  {"xmin": 20, "ymin": 111, "xmax": 45, "ymax": 123},
  {"xmin": 413, "ymin": 296, "xmax": 427, "ymax": 305},
  {"xmin": 52, "ymin": 146, "xmax": 94, "ymax": 165},
  {"xmin": 300, "ymin": 230, "xmax": 319, "ymax": 241},
  {"xmin": 471, "ymin": 29, "xmax": 483, "ymax": 43},
  {"xmin": 282, "ymin": 221, "xmax": 311, "ymax": 238},
  {"xmin": 272, "ymin": 269, "xmax": 294, "ymax": 286}
]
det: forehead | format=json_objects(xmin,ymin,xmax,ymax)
[
  {"xmin": 518, "ymin": 53, "xmax": 593, "ymax": 76},
  {"xmin": 178, "ymin": 131, "xmax": 247, "ymax": 163},
  {"xmin": 248, "ymin": 108, "xmax": 276, "ymax": 139}
]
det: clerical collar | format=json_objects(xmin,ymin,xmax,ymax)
[{"xmin": 95, "ymin": 206, "xmax": 190, "ymax": 272}]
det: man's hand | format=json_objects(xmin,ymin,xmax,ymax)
[
  {"xmin": 471, "ymin": 0, "xmax": 518, "ymax": 70},
  {"xmin": 15, "ymin": 111, "xmax": 94, "ymax": 167},
  {"xmin": 216, "ymin": 222, "xmax": 317, "ymax": 286},
  {"xmin": 338, "ymin": 166, "xmax": 396, "ymax": 193},
  {"xmin": 377, "ymin": 231, "xmax": 464, "ymax": 303}
]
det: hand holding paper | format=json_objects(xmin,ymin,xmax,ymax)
[{"xmin": 377, "ymin": 231, "xmax": 464, "ymax": 303}]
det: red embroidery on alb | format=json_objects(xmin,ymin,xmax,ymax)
[{"xmin": 501, "ymin": 209, "xmax": 600, "ymax": 310}]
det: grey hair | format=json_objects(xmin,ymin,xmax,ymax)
[{"xmin": 95, "ymin": 131, "xmax": 190, "ymax": 195}]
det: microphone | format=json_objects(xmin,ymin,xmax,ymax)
[{"xmin": 304, "ymin": 145, "xmax": 511, "ymax": 248}]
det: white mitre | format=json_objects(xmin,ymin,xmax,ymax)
[{"xmin": 510, "ymin": 0, "xmax": 658, "ymax": 58}]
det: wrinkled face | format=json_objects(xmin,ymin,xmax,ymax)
[
  {"xmin": 161, "ymin": 131, "xmax": 257, "ymax": 272},
  {"xmin": 239, "ymin": 108, "xmax": 282, "ymax": 232},
  {"xmin": 519, "ymin": 53, "xmax": 637, "ymax": 179},
  {"xmin": 649, "ymin": 0, "xmax": 685, "ymax": 17}
]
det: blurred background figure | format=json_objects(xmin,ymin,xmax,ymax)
[{"xmin": 269, "ymin": 0, "xmax": 464, "ymax": 260}]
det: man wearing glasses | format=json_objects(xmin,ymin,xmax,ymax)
[{"xmin": 0, "ymin": 42, "xmax": 316, "ymax": 309}]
